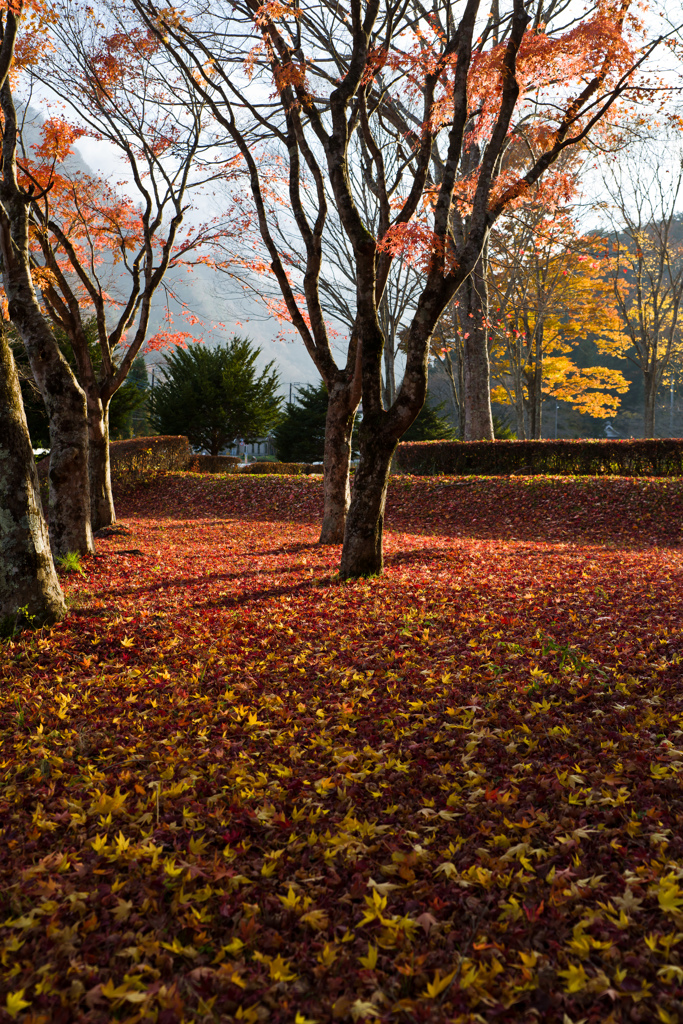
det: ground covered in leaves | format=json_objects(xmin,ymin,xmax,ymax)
[{"xmin": 2, "ymin": 472, "xmax": 683, "ymax": 1024}]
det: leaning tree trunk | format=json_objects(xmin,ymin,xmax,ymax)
[
  {"xmin": 0, "ymin": 329, "xmax": 66, "ymax": 627},
  {"xmin": 339, "ymin": 430, "xmax": 395, "ymax": 579},
  {"xmin": 461, "ymin": 258, "xmax": 494, "ymax": 441},
  {"xmin": 87, "ymin": 390, "xmax": 116, "ymax": 532},
  {"xmin": 320, "ymin": 378, "xmax": 359, "ymax": 544}
]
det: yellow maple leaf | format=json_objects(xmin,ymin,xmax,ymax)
[
  {"xmin": 558, "ymin": 962, "xmax": 588, "ymax": 993},
  {"xmin": 163, "ymin": 858, "xmax": 184, "ymax": 878},
  {"xmin": 317, "ymin": 942, "xmax": 338, "ymax": 968},
  {"xmin": 277, "ymin": 887, "xmax": 301, "ymax": 911},
  {"xmin": 5, "ymin": 990, "xmax": 31, "ymax": 1019},
  {"xmin": 300, "ymin": 909, "xmax": 329, "ymax": 931},
  {"xmin": 235, "ymin": 1006, "xmax": 260, "ymax": 1024},
  {"xmin": 350, "ymin": 1001, "xmax": 380, "ymax": 1021},
  {"xmin": 658, "ymin": 876, "xmax": 683, "ymax": 913},
  {"xmin": 121, "ymin": 637, "xmax": 135, "ymax": 648},
  {"xmin": 519, "ymin": 950, "xmax": 539, "ymax": 968},
  {"xmin": 112, "ymin": 899, "xmax": 133, "ymax": 923},
  {"xmin": 188, "ymin": 835, "xmax": 209, "ymax": 857},
  {"xmin": 358, "ymin": 944, "xmax": 378, "ymax": 970},
  {"xmin": 268, "ymin": 954, "xmax": 297, "ymax": 982},
  {"xmin": 422, "ymin": 968, "xmax": 456, "ymax": 998}
]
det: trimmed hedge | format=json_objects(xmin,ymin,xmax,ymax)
[
  {"xmin": 37, "ymin": 435, "xmax": 192, "ymax": 485},
  {"xmin": 109, "ymin": 436, "xmax": 192, "ymax": 481},
  {"xmin": 394, "ymin": 438, "xmax": 683, "ymax": 477},
  {"xmin": 241, "ymin": 462, "xmax": 321, "ymax": 475},
  {"xmin": 186, "ymin": 454, "xmax": 240, "ymax": 474}
]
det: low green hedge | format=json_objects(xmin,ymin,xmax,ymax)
[
  {"xmin": 394, "ymin": 438, "xmax": 683, "ymax": 477},
  {"xmin": 241, "ymin": 462, "xmax": 321, "ymax": 475}
]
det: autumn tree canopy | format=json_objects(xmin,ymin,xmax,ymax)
[{"xmin": 128, "ymin": 0, "xmax": 662, "ymax": 576}]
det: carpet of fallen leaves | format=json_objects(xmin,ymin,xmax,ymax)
[{"xmin": 2, "ymin": 472, "xmax": 683, "ymax": 1024}]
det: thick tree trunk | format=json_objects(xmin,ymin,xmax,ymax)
[
  {"xmin": 4, "ymin": 280, "xmax": 94, "ymax": 558},
  {"xmin": 319, "ymin": 380, "xmax": 358, "ymax": 544},
  {"xmin": 88, "ymin": 392, "xmax": 116, "ymax": 531},
  {"xmin": 0, "ymin": 80, "xmax": 93, "ymax": 558},
  {"xmin": 0, "ymin": 329, "xmax": 66, "ymax": 627},
  {"xmin": 339, "ymin": 434, "xmax": 394, "ymax": 579},
  {"xmin": 461, "ymin": 260, "xmax": 494, "ymax": 441}
]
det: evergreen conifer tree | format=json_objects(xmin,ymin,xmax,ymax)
[{"xmin": 150, "ymin": 337, "xmax": 282, "ymax": 455}]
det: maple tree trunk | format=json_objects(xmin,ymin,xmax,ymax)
[
  {"xmin": 88, "ymin": 393, "xmax": 115, "ymax": 532},
  {"xmin": 2, "ymin": 270, "xmax": 94, "ymax": 558},
  {"xmin": 515, "ymin": 382, "xmax": 526, "ymax": 440},
  {"xmin": 528, "ymin": 369, "xmax": 540, "ymax": 439},
  {"xmin": 531, "ymin": 331, "xmax": 543, "ymax": 439},
  {"xmin": 320, "ymin": 385, "xmax": 356, "ymax": 544},
  {"xmin": 339, "ymin": 433, "xmax": 395, "ymax": 579},
  {"xmin": 0, "ymin": 329, "xmax": 66, "ymax": 627},
  {"xmin": 0, "ymin": 81, "xmax": 93, "ymax": 559},
  {"xmin": 643, "ymin": 369, "xmax": 656, "ymax": 438},
  {"xmin": 462, "ymin": 260, "xmax": 494, "ymax": 441},
  {"xmin": 383, "ymin": 341, "xmax": 396, "ymax": 407}
]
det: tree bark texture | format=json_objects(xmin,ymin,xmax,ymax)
[
  {"xmin": 1, "ymin": 257, "xmax": 94, "ymax": 557},
  {"xmin": 383, "ymin": 339, "xmax": 396, "ymax": 408},
  {"xmin": 339, "ymin": 432, "xmax": 395, "ymax": 579},
  {"xmin": 515, "ymin": 361, "xmax": 526, "ymax": 439},
  {"xmin": 320, "ymin": 382, "xmax": 357, "ymax": 544},
  {"xmin": 0, "ymin": 81, "xmax": 93, "ymax": 558},
  {"xmin": 87, "ymin": 392, "xmax": 115, "ymax": 531},
  {"xmin": 643, "ymin": 367, "xmax": 657, "ymax": 438},
  {"xmin": 461, "ymin": 259, "xmax": 494, "ymax": 441},
  {"xmin": 0, "ymin": 330, "xmax": 66, "ymax": 626}
]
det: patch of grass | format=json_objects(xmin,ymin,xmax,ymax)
[{"xmin": 56, "ymin": 551, "xmax": 86, "ymax": 576}]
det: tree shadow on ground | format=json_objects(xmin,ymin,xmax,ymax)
[{"xmin": 113, "ymin": 475, "xmax": 683, "ymax": 551}]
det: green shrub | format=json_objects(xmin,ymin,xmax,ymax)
[
  {"xmin": 149, "ymin": 337, "xmax": 282, "ymax": 455},
  {"xmin": 401, "ymin": 400, "xmax": 457, "ymax": 441},
  {"xmin": 394, "ymin": 438, "xmax": 683, "ymax": 477}
]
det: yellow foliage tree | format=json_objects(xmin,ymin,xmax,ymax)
[{"xmin": 488, "ymin": 206, "xmax": 629, "ymax": 438}]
